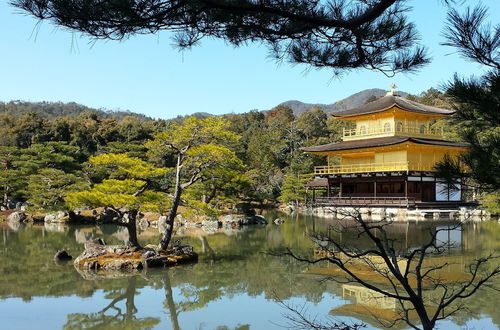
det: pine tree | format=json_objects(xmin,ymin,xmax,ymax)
[
  {"xmin": 66, "ymin": 153, "xmax": 168, "ymax": 247},
  {"xmin": 12, "ymin": 0, "xmax": 428, "ymax": 76},
  {"xmin": 147, "ymin": 116, "xmax": 242, "ymax": 250},
  {"xmin": 435, "ymin": 5, "xmax": 500, "ymax": 209}
]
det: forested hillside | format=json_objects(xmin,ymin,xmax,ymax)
[
  {"xmin": 0, "ymin": 88, "xmax": 484, "ymax": 214},
  {"xmin": 0, "ymin": 100, "xmax": 152, "ymax": 121}
]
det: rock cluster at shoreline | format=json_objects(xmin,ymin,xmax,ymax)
[{"xmin": 1, "ymin": 208, "xmax": 269, "ymax": 234}]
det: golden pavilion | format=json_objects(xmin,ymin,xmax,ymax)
[{"xmin": 302, "ymin": 90, "xmax": 470, "ymax": 208}]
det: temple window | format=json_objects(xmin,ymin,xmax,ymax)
[
  {"xmin": 383, "ymin": 122, "xmax": 391, "ymax": 132},
  {"xmin": 396, "ymin": 122, "xmax": 403, "ymax": 132},
  {"xmin": 419, "ymin": 124, "xmax": 426, "ymax": 134},
  {"xmin": 359, "ymin": 125, "xmax": 367, "ymax": 135}
]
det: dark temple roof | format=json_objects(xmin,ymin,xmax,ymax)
[
  {"xmin": 301, "ymin": 136, "xmax": 469, "ymax": 153},
  {"xmin": 304, "ymin": 178, "xmax": 329, "ymax": 187},
  {"xmin": 332, "ymin": 94, "xmax": 454, "ymax": 118}
]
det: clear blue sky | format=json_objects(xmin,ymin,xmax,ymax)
[{"xmin": 0, "ymin": 1, "xmax": 498, "ymax": 119}]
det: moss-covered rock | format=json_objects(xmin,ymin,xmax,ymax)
[
  {"xmin": 27, "ymin": 212, "xmax": 46, "ymax": 222},
  {"xmin": 74, "ymin": 240, "xmax": 198, "ymax": 272}
]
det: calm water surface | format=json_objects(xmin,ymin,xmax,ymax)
[{"xmin": 0, "ymin": 212, "xmax": 499, "ymax": 330}]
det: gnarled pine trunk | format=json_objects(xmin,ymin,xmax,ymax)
[
  {"xmin": 114, "ymin": 208, "xmax": 141, "ymax": 248},
  {"xmin": 125, "ymin": 212, "xmax": 140, "ymax": 248},
  {"xmin": 158, "ymin": 154, "xmax": 183, "ymax": 251}
]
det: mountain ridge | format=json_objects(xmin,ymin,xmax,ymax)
[
  {"xmin": 277, "ymin": 88, "xmax": 409, "ymax": 116},
  {"xmin": 1, "ymin": 88, "xmax": 411, "ymax": 120}
]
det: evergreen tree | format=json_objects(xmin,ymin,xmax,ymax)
[
  {"xmin": 12, "ymin": 0, "xmax": 428, "ymax": 76},
  {"xmin": 435, "ymin": 5, "xmax": 500, "ymax": 208},
  {"xmin": 147, "ymin": 116, "xmax": 242, "ymax": 250},
  {"xmin": 67, "ymin": 153, "xmax": 168, "ymax": 247},
  {"xmin": 296, "ymin": 107, "xmax": 328, "ymax": 141},
  {"xmin": 0, "ymin": 146, "xmax": 23, "ymax": 207},
  {"xmin": 278, "ymin": 172, "xmax": 308, "ymax": 207},
  {"xmin": 407, "ymin": 88, "xmax": 460, "ymax": 142},
  {"xmin": 24, "ymin": 169, "xmax": 86, "ymax": 210}
]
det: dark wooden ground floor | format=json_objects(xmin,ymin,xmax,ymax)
[{"xmin": 307, "ymin": 171, "xmax": 473, "ymax": 209}]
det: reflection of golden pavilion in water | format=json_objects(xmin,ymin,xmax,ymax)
[
  {"xmin": 342, "ymin": 284, "xmax": 397, "ymax": 310},
  {"xmin": 302, "ymin": 89, "xmax": 470, "ymax": 209},
  {"xmin": 331, "ymin": 284, "xmax": 420, "ymax": 329}
]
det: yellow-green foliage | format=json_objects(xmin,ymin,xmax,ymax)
[
  {"xmin": 148, "ymin": 116, "xmax": 240, "ymax": 151},
  {"xmin": 480, "ymin": 192, "xmax": 500, "ymax": 214},
  {"xmin": 66, "ymin": 153, "xmax": 169, "ymax": 212},
  {"xmin": 187, "ymin": 144, "xmax": 239, "ymax": 167},
  {"xmin": 88, "ymin": 153, "xmax": 170, "ymax": 179},
  {"xmin": 182, "ymin": 198, "xmax": 221, "ymax": 218},
  {"xmin": 278, "ymin": 172, "xmax": 309, "ymax": 205},
  {"xmin": 140, "ymin": 191, "xmax": 172, "ymax": 213},
  {"xmin": 147, "ymin": 116, "xmax": 249, "ymax": 217}
]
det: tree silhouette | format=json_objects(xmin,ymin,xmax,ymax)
[
  {"xmin": 435, "ymin": 5, "xmax": 500, "ymax": 208},
  {"xmin": 280, "ymin": 210, "xmax": 500, "ymax": 330},
  {"xmin": 11, "ymin": 0, "xmax": 429, "ymax": 76}
]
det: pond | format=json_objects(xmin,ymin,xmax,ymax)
[{"xmin": 0, "ymin": 211, "xmax": 499, "ymax": 330}]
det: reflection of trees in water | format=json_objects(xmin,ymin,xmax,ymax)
[
  {"xmin": 331, "ymin": 283, "xmax": 421, "ymax": 329},
  {"xmin": 198, "ymin": 235, "xmax": 215, "ymax": 260},
  {"xmin": 61, "ymin": 269, "xmax": 262, "ymax": 330},
  {"xmin": 162, "ymin": 271, "xmax": 180, "ymax": 330},
  {"xmin": 308, "ymin": 218, "xmax": 500, "ymax": 266},
  {"xmin": 0, "ymin": 216, "xmax": 499, "ymax": 328},
  {"xmin": 63, "ymin": 276, "xmax": 160, "ymax": 330},
  {"xmin": 171, "ymin": 223, "xmax": 326, "ymax": 306},
  {"xmin": 330, "ymin": 276, "xmax": 500, "ymax": 329},
  {"xmin": 312, "ymin": 218, "xmax": 469, "ymax": 255},
  {"xmin": 305, "ymin": 216, "xmax": 500, "ymax": 329},
  {"xmin": 0, "ymin": 224, "xmax": 139, "ymax": 301}
]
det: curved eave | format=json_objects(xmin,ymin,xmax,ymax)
[
  {"xmin": 331, "ymin": 104, "xmax": 453, "ymax": 120},
  {"xmin": 305, "ymin": 178, "xmax": 329, "ymax": 188},
  {"xmin": 331, "ymin": 95, "xmax": 455, "ymax": 119},
  {"xmin": 301, "ymin": 136, "xmax": 469, "ymax": 156},
  {"xmin": 331, "ymin": 103, "xmax": 397, "ymax": 118}
]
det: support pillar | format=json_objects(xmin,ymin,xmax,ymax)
[
  {"xmin": 460, "ymin": 178, "xmax": 464, "ymax": 202},
  {"xmin": 419, "ymin": 175, "xmax": 423, "ymax": 202}
]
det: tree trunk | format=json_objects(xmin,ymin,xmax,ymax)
[
  {"xmin": 404, "ymin": 289, "xmax": 434, "ymax": 330},
  {"xmin": 204, "ymin": 184, "xmax": 217, "ymax": 204},
  {"xmin": 125, "ymin": 209, "xmax": 141, "ymax": 248},
  {"xmin": 158, "ymin": 154, "xmax": 183, "ymax": 250},
  {"xmin": 3, "ymin": 190, "xmax": 8, "ymax": 209},
  {"xmin": 112, "ymin": 208, "xmax": 141, "ymax": 248}
]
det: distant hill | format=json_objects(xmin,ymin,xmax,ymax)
[
  {"xmin": 168, "ymin": 112, "xmax": 213, "ymax": 123},
  {"xmin": 277, "ymin": 88, "xmax": 409, "ymax": 116},
  {"xmin": 1, "ymin": 88, "xmax": 411, "ymax": 121},
  {"xmin": 0, "ymin": 100, "xmax": 152, "ymax": 121}
]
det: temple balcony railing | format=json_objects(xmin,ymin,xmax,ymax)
[
  {"xmin": 314, "ymin": 196, "xmax": 416, "ymax": 207},
  {"xmin": 313, "ymin": 161, "xmax": 436, "ymax": 175},
  {"xmin": 342, "ymin": 125, "xmax": 444, "ymax": 141}
]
